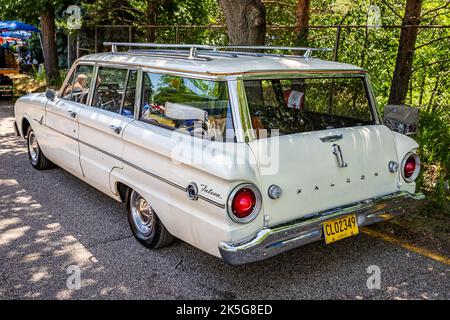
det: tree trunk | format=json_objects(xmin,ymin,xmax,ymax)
[
  {"xmin": 388, "ymin": 0, "xmax": 422, "ymax": 105},
  {"xmin": 146, "ymin": 0, "xmax": 157, "ymax": 42},
  {"xmin": 40, "ymin": 6, "xmax": 60, "ymax": 86},
  {"xmin": 294, "ymin": 0, "xmax": 310, "ymax": 47},
  {"xmin": 218, "ymin": 0, "xmax": 266, "ymax": 45}
]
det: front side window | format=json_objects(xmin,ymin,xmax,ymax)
[
  {"xmin": 92, "ymin": 66, "xmax": 136, "ymax": 117},
  {"xmin": 140, "ymin": 72, "xmax": 233, "ymax": 141},
  {"xmin": 62, "ymin": 64, "xmax": 94, "ymax": 105},
  {"xmin": 244, "ymin": 76, "xmax": 373, "ymax": 138}
]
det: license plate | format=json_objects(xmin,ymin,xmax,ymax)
[{"xmin": 323, "ymin": 214, "xmax": 359, "ymax": 244}]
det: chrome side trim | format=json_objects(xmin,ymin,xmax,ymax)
[
  {"xmin": 44, "ymin": 124, "xmax": 225, "ymax": 209},
  {"xmin": 218, "ymin": 191, "xmax": 425, "ymax": 265}
]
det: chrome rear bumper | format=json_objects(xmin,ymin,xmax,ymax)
[{"xmin": 218, "ymin": 191, "xmax": 425, "ymax": 265}]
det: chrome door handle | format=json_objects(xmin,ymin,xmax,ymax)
[
  {"xmin": 68, "ymin": 110, "xmax": 77, "ymax": 118},
  {"xmin": 109, "ymin": 125, "xmax": 122, "ymax": 134},
  {"xmin": 331, "ymin": 144, "xmax": 347, "ymax": 168},
  {"xmin": 320, "ymin": 134, "xmax": 343, "ymax": 142}
]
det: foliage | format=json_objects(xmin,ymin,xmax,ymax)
[{"xmin": 0, "ymin": 0, "xmax": 71, "ymax": 23}]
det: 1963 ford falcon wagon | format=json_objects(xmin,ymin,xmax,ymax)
[{"xmin": 14, "ymin": 43, "xmax": 424, "ymax": 265}]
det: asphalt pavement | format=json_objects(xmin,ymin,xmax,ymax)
[{"xmin": 0, "ymin": 100, "xmax": 448, "ymax": 299}]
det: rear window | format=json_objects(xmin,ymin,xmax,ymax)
[{"xmin": 244, "ymin": 77, "xmax": 374, "ymax": 138}]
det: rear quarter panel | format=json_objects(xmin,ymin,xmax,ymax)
[
  {"xmin": 391, "ymin": 131, "xmax": 419, "ymax": 193},
  {"xmin": 111, "ymin": 121, "xmax": 264, "ymax": 257}
]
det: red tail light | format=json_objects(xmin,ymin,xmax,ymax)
[
  {"xmin": 404, "ymin": 157, "xmax": 416, "ymax": 178},
  {"xmin": 232, "ymin": 189, "xmax": 256, "ymax": 218},
  {"xmin": 402, "ymin": 153, "xmax": 420, "ymax": 182},
  {"xmin": 228, "ymin": 184, "xmax": 262, "ymax": 223}
]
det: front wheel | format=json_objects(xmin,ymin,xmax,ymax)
[
  {"xmin": 26, "ymin": 127, "xmax": 53, "ymax": 170},
  {"xmin": 127, "ymin": 189, "xmax": 174, "ymax": 249}
]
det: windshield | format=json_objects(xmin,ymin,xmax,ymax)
[{"xmin": 244, "ymin": 76, "xmax": 374, "ymax": 138}]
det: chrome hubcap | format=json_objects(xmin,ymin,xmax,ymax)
[
  {"xmin": 29, "ymin": 132, "xmax": 39, "ymax": 161},
  {"xmin": 130, "ymin": 191, "xmax": 154, "ymax": 236}
]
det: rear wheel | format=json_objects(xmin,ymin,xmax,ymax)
[
  {"xmin": 127, "ymin": 189, "xmax": 174, "ymax": 249},
  {"xmin": 26, "ymin": 127, "xmax": 53, "ymax": 170}
]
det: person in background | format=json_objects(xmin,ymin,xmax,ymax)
[
  {"xmin": 64, "ymin": 74, "xmax": 89, "ymax": 96},
  {"xmin": 64, "ymin": 74, "xmax": 90, "ymax": 104}
]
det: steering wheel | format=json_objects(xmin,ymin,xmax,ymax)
[{"xmin": 96, "ymin": 87, "xmax": 120, "ymax": 110}]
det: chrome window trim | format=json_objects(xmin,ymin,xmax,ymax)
[
  {"xmin": 86, "ymin": 63, "xmax": 98, "ymax": 107},
  {"xmin": 119, "ymin": 69, "xmax": 131, "ymax": 112},
  {"xmin": 134, "ymin": 68, "xmax": 143, "ymax": 120},
  {"xmin": 58, "ymin": 61, "xmax": 96, "ymax": 102},
  {"xmin": 228, "ymin": 80, "xmax": 246, "ymax": 143},
  {"xmin": 119, "ymin": 68, "xmax": 139, "ymax": 118},
  {"xmin": 364, "ymin": 74, "xmax": 382, "ymax": 124},
  {"xmin": 87, "ymin": 64, "xmax": 140, "ymax": 119},
  {"xmin": 136, "ymin": 69, "xmax": 238, "ymax": 142},
  {"xmin": 232, "ymin": 80, "xmax": 255, "ymax": 143}
]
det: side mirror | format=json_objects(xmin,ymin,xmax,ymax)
[
  {"xmin": 383, "ymin": 105, "xmax": 419, "ymax": 135},
  {"xmin": 45, "ymin": 89, "xmax": 56, "ymax": 101}
]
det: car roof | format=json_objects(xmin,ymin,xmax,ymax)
[{"xmin": 78, "ymin": 51, "xmax": 365, "ymax": 77}]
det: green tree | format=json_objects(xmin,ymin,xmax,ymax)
[
  {"xmin": 295, "ymin": 0, "xmax": 310, "ymax": 47},
  {"xmin": 388, "ymin": 0, "xmax": 423, "ymax": 105},
  {"xmin": 218, "ymin": 0, "xmax": 266, "ymax": 45}
]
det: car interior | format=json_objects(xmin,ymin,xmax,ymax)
[{"xmin": 245, "ymin": 77, "xmax": 374, "ymax": 137}]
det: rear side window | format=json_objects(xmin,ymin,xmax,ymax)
[
  {"xmin": 92, "ymin": 66, "xmax": 136, "ymax": 117},
  {"xmin": 122, "ymin": 70, "xmax": 138, "ymax": 117},
  {"xmin": 244, "ymin": 77, "xmax": 373, "ymax": 138},
  {"xmin": 139, "ymin": 72, "xmax": 234, "ymax": 141},
  {"xmin": 62, "ymin": 64, "xmax": 94, "ymax": 105}
]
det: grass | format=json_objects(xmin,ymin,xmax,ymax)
[
  {"xmin": 10, "ymin": 73, "xmax": 46, "ymax": 97},
  {"xmin": 370, "ymin": 197, "xmax": 450, "ymax": 257}
]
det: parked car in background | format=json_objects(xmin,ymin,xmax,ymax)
[{"xmin": 14, "ymin": 43, "xmax": 424, "ymax": 265}]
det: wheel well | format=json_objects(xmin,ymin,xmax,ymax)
[
  {"xmin": 116, "ymin": 182, "xmax": 131, "ymax": 203},
  {"xmin": 22, "ymin": 118, "xmax": 30, "ymax": 138}
]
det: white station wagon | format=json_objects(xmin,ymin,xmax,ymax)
[{"xmin": 14, "ymin": 43, "xmax": 424, "ymax": 265}]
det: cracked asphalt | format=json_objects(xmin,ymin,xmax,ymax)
[{"xmin": 0, "ymin": 100, "xmax": 448, "ymax": 300}]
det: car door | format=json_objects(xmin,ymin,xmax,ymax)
[
  {"xmin": 77, "ymin": 65, "xmax": 137, "ymax": 191},
  {"xmin": 44, "ymin": 63, "xmax": 95, "ymax": 175}
]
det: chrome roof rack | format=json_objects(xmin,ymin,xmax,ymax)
[{"xmin": 103, "ymin": 42, "xmax": 332, "ymax": 60}]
